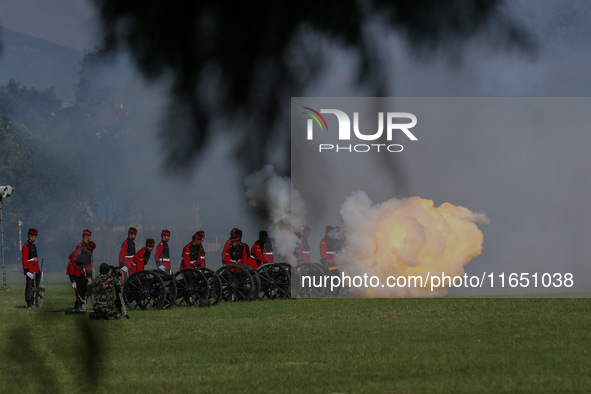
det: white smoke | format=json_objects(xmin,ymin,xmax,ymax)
[
  {"xmin": 339, "ymin": 191, "xmax": 490, "ymax": 297},
  {"xmin": 244, "ymin": 165, "xmax": 307, "ymax": 264}
]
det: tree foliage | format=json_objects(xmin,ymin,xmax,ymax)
[
  {"xmin": 0, "ymin": 49, "xmax": 142, "ymax": 268},
  {"xmin": 0, "ymin": 80, "xmax": 86, "ymax": 226}
]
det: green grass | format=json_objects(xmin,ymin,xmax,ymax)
[{"xmin": 1, "ymin": 284, "xmax": 591, "ymax": 393}]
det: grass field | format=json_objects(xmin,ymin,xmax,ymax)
[{"xmin": 1, "ymin": 282, "xmax": 591, "ymax": 393}]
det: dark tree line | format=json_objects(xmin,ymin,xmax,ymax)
[{"xmin": 0, "ymin": 48, "xmax": 142, "ymax": 268}]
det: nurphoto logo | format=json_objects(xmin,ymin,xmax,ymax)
[{"xmin": 302, "ymin": 107, "xmax": 417, "ymax": 153}]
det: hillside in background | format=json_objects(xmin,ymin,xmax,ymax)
[{"xmin": 0, "ymin": 27, "xmax": 82, "ymax": 102}]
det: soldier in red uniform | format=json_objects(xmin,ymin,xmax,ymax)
[
  {"xmin": 297, "ymin": 226, "xmax": 312, "ymax": 264},
  {"xmin": 129, "ymin": 239, "xmax": 155, "ymax": 275},
  {"xmin": 224, "ymin": 234, "xmax": 249, "ymax": 265},
  {"xmin": 22, "ymin": 228, "xmax": 40, "ymax": 308},
  {"xmin": 319, "ymin": 226, "xmax": 338, "ymax": 270},
  {"xmin": 118, "ymin": 227, "xmax": 137, "ymax": 274},
  {"xmin": 251, "ymin": 230, "xmax": 274, "ymax": 267},
  {"xmin": 69, "ymin": 229, "xmax": 92, "ymax": 265},
  {"xmin": 221, "ymin": 228, "xmax": 239, "ymax": 263},
  {"xmin": 180, "ymin": 231, "xmax": 206, "ymax": 269},
  {"xmin": 69, "ymin": 229, "xmax": 93, "ymax": 299},
  {"xmin": 67, "ymin": 240, "xmax": 96, "ymax": 312},
  {"xmin": 154, "ymin": 229, "xmax": 171, "ymax": 273}
]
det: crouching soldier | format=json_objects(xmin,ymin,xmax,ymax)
[
  {"xmin": 91, "ymin": 263, "xmax": 123, "ymax": 320},
  {"xmin": 67, "ymin": 240, "xmax": 96, "ymax": 312}
]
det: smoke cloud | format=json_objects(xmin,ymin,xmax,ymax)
[
  {"xmin": 338, "ymin": 191, "xmax": 489, "ymax": 297},
  {"xmin": 244, "ymin": 165, "xmax": 307, "ymax": 264}
]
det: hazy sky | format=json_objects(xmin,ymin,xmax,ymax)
[{"xmin": 0, "ymin": 0, "xmax": 98, "ymax": 51}]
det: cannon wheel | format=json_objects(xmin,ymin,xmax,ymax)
[
  {"xmin": 197, "ymin": 267, "xmax": 223, "ymax": 306},
  {"xmin": 294, "ymin": 263, "xmax": 327, "ymax": 298},
  {"xmin": 30, "ymin": 272, "xmax": 45, "ymax": 308},
  {"xmin": 317, "ymin": 264, "xmax": 343, "ymax": 297},
  {"xmin": 152, "ymin": 269, "xmax": 178, "ymax": 309},
  {"xmin": 216, "ymin": 264, "xmax": 254, "ymax": 302},
  {"xmin": 236, "ymin": 264, "xmax": 261, "ymax": 301},
  {"xmin": 173, "ymin": 268, "xmax": 210, "ymax": 307},
  {"xmin": 277, "ymin": 263, "xmax": 297, "ymax": 299},
  {"xmin": 256, "ymin": 263, "xmax": 290, "ymax": 300},
  {"xmin": 123, "ymin": 270, "xmax": 166, "ymax": 310}
]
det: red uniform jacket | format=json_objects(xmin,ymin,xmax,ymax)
[
  {"xmin": 180, "ymin": 242, "xmax": 206, "ymax": 269},
  {"xmin": 320, "ymin": 236, "xmax": 337, "ymax": 266},
  {"xmin": 154, "ymin": 241, "xmax": 171, "ymax": 270},
  {"xmin": 130, "ymin": 247, "xmax": 151, "ymax": 275},
  {"xmin": 119, "ymin": 238, "xmax": 136, "ymax": 268},
  {"xmin": 251, "ymin": 240, "xmax": 268, "ymax": 266},
  {"xmin": 298, "ymin": 242, "xmax": 311, "ymax": 264},
  {"xmin": 221, "ymin": 238, "xmax": 231, "ymax": 263},
  {"xmin": 22, "ymin": 240, "xmax": 40, "ymax": 274},
  {"xmin": 263, "ymin": 240, "xmax": 274, "ymax": 263},
  {"xmin": 69, "ymin": 241, "xmax": 93, "ymax": 270},
  {"xmin": 66, "ymin": 245, "xmax": 87, "ymax": 277},
  {"xmin": 224, "ymin": 244, "xmax": 249, "ymax": 266}
]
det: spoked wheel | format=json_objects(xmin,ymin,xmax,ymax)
[
  {"xmin": 290, "ymin": 269, "xmax": 301, "ymax": 299},
  {"xmin": 173, "ymin": 268, "xmax": 210, "ymax": 307},
  {"xmin": 216, "ymin": 265, "xmax": 254, "ymax": 302},
  {"xmin": 197, "ymin": 267, "xmax": 223, "ymax": 306},
  {"xmin": 277, "ymin": 263, "xmax": 292, "ymax": 275},
  {"xmin": 294, "ymin": 263, "xmax": 327, "ymax": 298},
  {"xmin": 30, "ymin": 272, "xmax": 45, "ymax": 308},
  {"xmin": 278, "ymin": 263, "xmax": 297, "ymax": 299},
  {"xmin": 152, "ymin": 269, "xmax": 178, "ymax": 309},
  {"xmin": 317, "ymin": 264, "xmax": 343, "ymax": 297},
  {"xmin": 236, "ymin": 264, "xmax": 261, "ymax": 301},
  {"xmin": 256, "ymin": 263, "xmax": 290, "ymax": 300},
  {"xmin": 123, "ymin": 270, "xmax": 166, "ymax": 310}
]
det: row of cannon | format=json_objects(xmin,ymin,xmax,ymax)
[{"xmin": 121, "ymin": 262, "xmax": 343, "ymax": 310}]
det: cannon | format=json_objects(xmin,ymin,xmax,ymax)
[
  {"xmin": 236, "ymin": 264, "xmax": 261, "ymax": 301},
  {"xmin": 151, "ymin": 269, "xmax": 178, "ymax": 309},
  {"xmin": 215, "ymin": 262, "xmax": 290, "ymax": 302},
  {"xmin": 292, "ymin": 263, "xmax": 342, "ymax": 298},
  {"xmin": 256, "ymin": 263, "xmax": 290, "ymax": 300},
  {"xmin": 215, "ymin": 264, "xmax": 256, "ymax": 302},
  {"xmin": 195, "ymin": 267, "xmax": 223, "ymax": 306},
  {"xmin": 173, "ymin": 268, "xmax": 209, "ymax": 307},
  {"xmin": 123, "ymin": 270, "xmax": 167, "ymax": 310}
]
